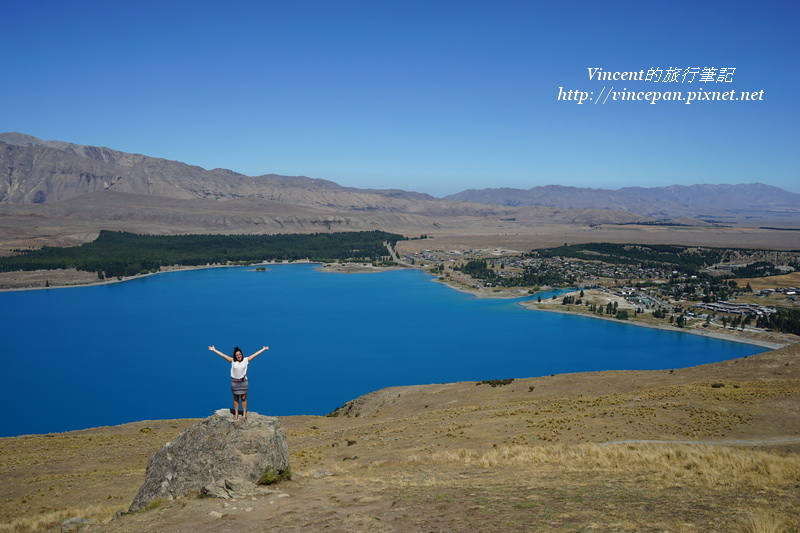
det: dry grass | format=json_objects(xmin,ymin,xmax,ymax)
[
  {"xmin": 0, "ymin": 505, "xmax": 118, "ymax": 533},
  {"xmin": 410, "ymin": 442, "xmax": 800, "ymax": 488},
  {"xmin": 0, "ymin": 420, "xmax": 197, "ymax": 532},
  {"xmin": 740, "ymin": 509, "xmax": 793, "ymax": 533},
  {"xmin": 735, "ymin": 272, "xmax": 800, "ymax": 292},
  {"xmin": 333, "ymin": 441, "xmax": 799, "ymax": 532}
]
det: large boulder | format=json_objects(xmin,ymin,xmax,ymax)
[{"xmin": 129, "ymin": 409, "xmax": 289, "ymax": 511}]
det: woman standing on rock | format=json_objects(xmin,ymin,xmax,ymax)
[{"xmin": 208, "ymin": 345, "xmax": 269, "ymax": 420}]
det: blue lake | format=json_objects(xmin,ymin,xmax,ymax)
[{"xmin": 0, "ymin": 264, "xmax": 764, "ymax": 437}]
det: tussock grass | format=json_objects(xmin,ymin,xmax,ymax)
[
  {"xmin": 410, "ymin": 443, "xmax": 800, "ymax": 488},
  {"xmin": 0, "ymin": 504, "xmax": 118, "ymax": 533},
  {"xmin": 740, "ymin": 509, "xmax": 792, "ymax": 533},
  {"xmin": 258, "ymin": 467, "xmax": 292, "ymax": 485}
]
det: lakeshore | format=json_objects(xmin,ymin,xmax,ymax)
[
  {"xmin": 0, "ymin": 260, "xmax": 405, "ymax": 292},
  {"xmin": 523, "ymin": 300, "xmax": 788, "ymax": 350},
  {"xmin": 424, "ymin": 268, "xmax": 794, "ymax": 349},
  {"xmin": 1, "ymin": 261, "xmax": 795, "ymax": 350}
]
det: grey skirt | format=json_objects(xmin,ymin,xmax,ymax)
[{"xmin": 231, "ymin": 378, "xmax": 249, "ymax": 395}]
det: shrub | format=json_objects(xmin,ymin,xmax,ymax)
[
  {"xmin": 145, "ymin": 499, "xmax": 163, "ymax": 511},
  {"xmin": 477, "ymin": 378, "xmax": 515, "ymax": 387},
  {"xmin": 258, "ymin": 467, "xmax": 292, "ymax": 485}
]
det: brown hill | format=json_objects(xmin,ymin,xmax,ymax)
[
  {"xmin": 0, "ymin": 189, "xmax": 656, "ymax": 255},
  {"xmin": 0, "ymin": 133, "xmax": 511, "ymax": 218}
]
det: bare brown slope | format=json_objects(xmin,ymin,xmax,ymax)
[
  {"xmin": 0, "ymin": 188, "xmax": 657, "ymax": 253},
  {"xmin": 0, "ymin": 191, "xmax": 442, "ymax": 250},
  {"xmin": 1, "ymin": 135, "xmax": 449, "ymax": 214},
  {"xmin": 0, "ymin": 135, "xmax": 517, "ymax": 218},
  {"xmin": 2, "ymin": 344, "xmax": 798, "ymax": 532}
]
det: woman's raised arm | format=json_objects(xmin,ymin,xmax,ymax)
[
  {"xmin": 248, "ymin": 346, "xmax": 269, "ymax": 361},
  {"xmin": 208, "ymin": 345, "xmax": 233, "ymax": 362}
]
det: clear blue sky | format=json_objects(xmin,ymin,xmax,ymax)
[{"xmin": 2, "ymin": 1, "xmax": 797, "ymax": 196}]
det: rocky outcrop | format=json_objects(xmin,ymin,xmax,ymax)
[
  {"xmin": 201, "ymin": 477, "xmax": 272, "ymax": 499},
  {"xmin": 129, "ymin": 409, "xmax": 289, "ymax": 511}
]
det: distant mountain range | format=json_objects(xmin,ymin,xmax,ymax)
[
  {"xmin": 2, "ymin": 133, "xmax": 797, "ymax": 225},
  {"xmin": 0, "ymin": 132, "xmax": 430, "ymax": 205},
  {"xmin": 1, "ymin": 132, "xmax": 527, "ymax": 221},
  {"xmin": 445, "ymin": 184, "xmax": 800, "ymax": 219}
]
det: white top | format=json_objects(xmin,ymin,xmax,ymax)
[{"xmin": 231, "ymin": 359, "xmax": 249, "ymax": 379}]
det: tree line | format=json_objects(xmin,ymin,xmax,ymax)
[
  {"xmin": 1, "ymin": 230, "xmax": 405, "ymax": 278},
  {"xmin": 533, "ymin": 243, "xmax": 726, "ymax": 275},
  {"xmin": 533, "ymin": 242, "xmax": 800, "ymax": 278},
  {"xmin": 755, "ymin": 309, "xmax": 800, "ymax": 335},
  {"xmin": 455, "ymin": 259, "xmax": 572, "ymax": 287}
]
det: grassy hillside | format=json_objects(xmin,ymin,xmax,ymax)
[{"xmin": 2, "ymin": 344, "xmax": 799, "ymax": 532}]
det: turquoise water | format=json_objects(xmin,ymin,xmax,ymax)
[{"xmin": 0, "ymin": 264, "xmax": 763, "ymax": 437}]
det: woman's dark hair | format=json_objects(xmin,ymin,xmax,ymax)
[{"xmin": 232, "ymin": 346, "xmax": 243, "ymax": 359}]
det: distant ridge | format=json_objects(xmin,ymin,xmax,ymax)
[
  {"xmin": 0, "ymin": 133, "xmax": 493, "ymax": 215},
  {"xmin": 2, "ymin": 133, "xmax": 796, "ymax": 223},
  {"xmin": 445, "ymin": 183, "xmax": 800, "ymax": 218},
  {"xmin": 0, "ymin": 132, "xmax": 357, "ymax": 204},
  {"xmin": 0, "ymin": 133, "xmax": 650, "ymax": 226}
]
